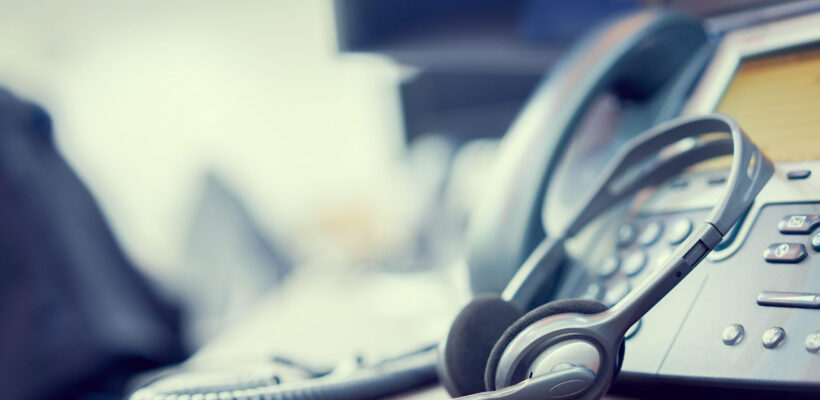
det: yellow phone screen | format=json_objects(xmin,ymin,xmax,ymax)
[{"xmin": 717, "ymin": 45, "xmax": 820, "ymax": 162}]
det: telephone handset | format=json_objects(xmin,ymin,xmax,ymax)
[{"xmin": 466, "ymin": 11, "xmax": 710, "ymax": 302}]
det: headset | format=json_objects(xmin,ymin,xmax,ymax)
[{"xmin": 439, "ymin": 113, "xmax": 774, "ymax": 400}]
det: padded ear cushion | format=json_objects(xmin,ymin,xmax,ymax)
[
  {"xmin": 484, "ymin": 298, "xmax": 625, "ymax": 391},
  {"xmin": 438, "ymin": 295, "xmax": 523, "ymax": 397}
]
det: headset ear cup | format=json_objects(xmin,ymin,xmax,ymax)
[
  {"xmin": 438, "ymin": 295, "xmax": 523, "ymax": 397},
  {"xmin": 484, "ymin": 298, "xmax": 612, "ymax": 391}
]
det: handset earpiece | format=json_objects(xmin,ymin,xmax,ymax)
[{"xmin": 450, "ymin": 113, "xmax": 772, "ymax": 400}]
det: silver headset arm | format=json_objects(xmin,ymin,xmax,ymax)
[{"xmin": 484, "ymin": 113, "xmax": 772, "ymax": 400}]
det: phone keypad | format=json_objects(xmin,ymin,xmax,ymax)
[
  {"xmin": 564, "ymin": 170, "xmax": 820, "ymax": 387},
  {"xmin": 588, "ymin": 214, "xmax": 692, "ymax": 309}
]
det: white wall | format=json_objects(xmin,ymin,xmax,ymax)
[{"xmin": 0, "ymin": 1, "xmax": 425, "ymax": 274}]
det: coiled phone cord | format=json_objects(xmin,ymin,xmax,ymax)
[{"xmin": 126, "ymin": 346, "xmax": 438, "ymax": 400}]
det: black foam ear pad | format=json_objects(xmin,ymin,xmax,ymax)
[
  {"xmin": 484, "ymin": 298, "xmax": 625, "ymax": 391},
  {"xmin": 438, "ymin": 295, "xmax": 523, "ymax": 397}
]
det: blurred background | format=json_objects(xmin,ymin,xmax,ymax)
[
  {"xmin": 0, "ymin": 0, "xmax": 784, "ymax": 399},
  {"xmin": 1, "ymin": 0, "xmax": 472, "ymax": 355}
]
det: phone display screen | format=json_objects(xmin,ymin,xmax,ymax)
[{"xmin": 716, "ymin": 45, "xmax": 820, "ymax": 162}]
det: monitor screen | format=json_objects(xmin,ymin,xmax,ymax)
[{"xmin": 716, "ymin": 44, "xmax": 820, "ymax": 163}]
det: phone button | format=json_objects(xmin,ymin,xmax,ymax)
[
  {"xmin": 787, "ymin": 170, "xmax": 811, "ymax": 180},
  {"xmin": 722, "ymin": 324, "xmax": 744, "ymax": 345},
  {"xmin": 638, "ymin": 221, "xmax": 663, "ymax": 246},
  {"xmin": 810, "ymin": 231, "xmax": 820, "ymax": 251},
  {"xmin": 625, "ymin": 319, "xmax": 642, "ymax": 340},
  {"xmin": 670, "ymin": 178, "xmax": 688, "ymax": 188},
  {"xmin": 763, "ymin": 243, "xmax": 807, "ymax": 263},
  {"xmin": 597, "ymin": 256, "xmax": 620, "ymax": 278},
  {"xmin": 805, "ymin": 332, "xmax": 820, "ymax": 353},
  {"xmin": 762, "ymin": 327, "xmax": 786, "ymax": 349},
  {"xmin": 707, "ymin": 175, "xmax": 727, "ymax": 185},
  {"xmin": 604, "ymin": 280, "xmax": 630, "ymax": 306},
  {"xmin": 777, "ymin": 214, "xmax": 820, "ymax": 234},
  {"xmin": 617, "ymin": 223, "xmax": 637, "ymax": 248},
  {"xmin": 580, "ymin": 282, "xmax": 605, "ymax": 301},
  {"xmin": 622, "ymin": 251, "xmax": 647, "ymax": 276},
  {"xmin": 757, "ymin": 291, "xmax": 820, "ymax": 309},
  {"xmin": 667, "ymin": 217, "xmax": 692, "ymax": 245}
]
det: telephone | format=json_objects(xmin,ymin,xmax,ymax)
[
  {"xmin": 445, "ymin": 3, "xmax": 820, "ymax": 399},
  {"xmin": 464, "ymin": 10, "xmax": 710, "ymax": 299},
  {"xmin": 127, "ymin": 4, "xmax": 820, "ymax": 400}
]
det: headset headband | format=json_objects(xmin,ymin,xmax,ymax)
[
  {"xmin": 502, "ymin": 113, "xmax": 772, "ymax": 309},
  {"xmin": 493, "ymin": 113, "xmax": 773, "ymax": 394}
]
